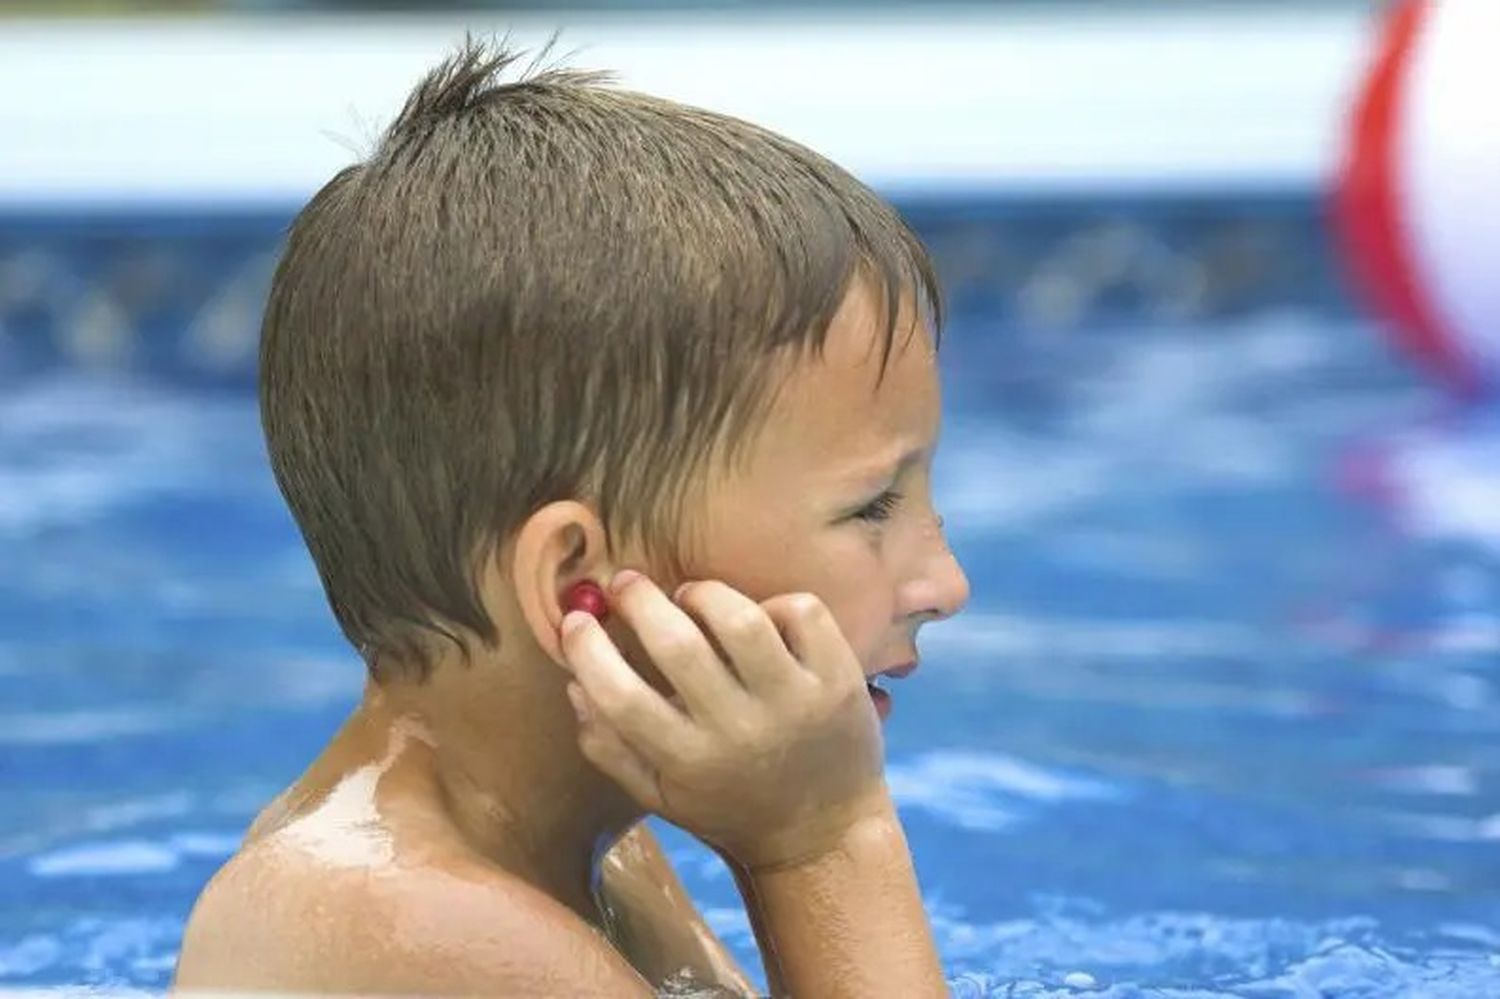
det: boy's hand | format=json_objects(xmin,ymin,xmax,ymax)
[{"xmin": 558, "ymin": 572, "xmax": 889, "ymax": 872}]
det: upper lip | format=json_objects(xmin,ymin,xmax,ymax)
[{"xmin": 870, "ymin": 661, "xmax": 918, "ymax": 680}]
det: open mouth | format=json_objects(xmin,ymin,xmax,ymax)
[
  {"xmin": 865, "ymin": 661, "xmax": 914, "ymax": 722},
  {"xmin": 866, "ymin": 675, "xmax": 893, "ymax": 720}
]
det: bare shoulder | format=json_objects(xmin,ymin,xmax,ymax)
[{"xmin": 173, "ymin": 834, "xmax": 652, "ymax": 996}]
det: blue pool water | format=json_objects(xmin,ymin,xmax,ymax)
[{"xmin": 3, "ymin": 201, "xmax": 1499, "ymax": 996}]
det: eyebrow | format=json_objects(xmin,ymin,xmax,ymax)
[{"xmin": 841, "ymin": 443, "xmax": 931, "ymax": 490}]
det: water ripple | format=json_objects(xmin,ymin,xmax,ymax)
[{"xmin": 888, "ymin": 751, "xmax": 1123, "ymax": 832}]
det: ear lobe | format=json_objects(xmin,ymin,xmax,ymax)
[{"xmin": 509, "ymin": 499, "xmax": 611, "ymax": 665}]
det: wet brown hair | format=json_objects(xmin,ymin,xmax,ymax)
[{"xmin": 259, "ymin": 37, "xmax": 942, "ymax": 681}]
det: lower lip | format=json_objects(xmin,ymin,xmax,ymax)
[{"xmin": 867, "ymin": 682, "xmax": 892, "ymax": 721}]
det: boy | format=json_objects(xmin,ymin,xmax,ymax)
[{"xmin": 174, "ymin": 38, "xmax": 969, "ymax": 996}]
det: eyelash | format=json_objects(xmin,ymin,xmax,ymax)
[{"xmin": 854, "ymin": 489, "xmax": 903, "ymax": 523}]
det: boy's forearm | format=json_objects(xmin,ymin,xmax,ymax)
[
  {"xmin": 724, "ymin": 857, "xmax": 789, "ymax": 998},
  {"xmin": 737, "ymin": 801, "xmax": 948, "ymax": 998},
  {"xmin": 599, "ymin": 822, "xmax": 759, "ymax": 995}
]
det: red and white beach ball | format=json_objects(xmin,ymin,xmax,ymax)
[{"xmin": 1334, "ymin": 0, "xmax": 1500, "ymax": 399}]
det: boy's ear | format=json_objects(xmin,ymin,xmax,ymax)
[{"xmin": 509, "ymin": 500, "xmax": 611, "ymax": 665}]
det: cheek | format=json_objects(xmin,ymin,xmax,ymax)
[
  {"xmin": 693, "ymin": 527, "xmax": 894, "ymax": 661},
  {"xmin": 819, "ymin": 585, "xmax": 895, "ymax": 665},
  {"xmin": 800, "ymin": 540, "xmax": 898, "ymax": 663}
]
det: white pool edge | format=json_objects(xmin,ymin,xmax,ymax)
[{"xmin": 0, "ymin": 6, "xmax": 1375, "ymax": 206}]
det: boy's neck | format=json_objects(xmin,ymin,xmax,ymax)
[{"xmin": 355, "ymin": 664, "xmax": 645, "ymax": 923}]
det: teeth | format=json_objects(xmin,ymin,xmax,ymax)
[{"xmin": 868, "ymin": 676, "xmax": 886, "ymax": 691}]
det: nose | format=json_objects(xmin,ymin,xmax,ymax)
[
  {"xmin": 929, "ymin": 547, "xmax": 970, "ymax": 622},
  {"xmin": 906, "ymin": 512, "xmax": 970, "ymax": 624}
]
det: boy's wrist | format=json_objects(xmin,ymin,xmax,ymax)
[
  {"xmin": 711, "ymin": 789, "xmax": 903, "ymax": 878},
  {"xmin": 747, "ymin": 798, "xmax": 905, "ymax": 879},
  {"xmin": 728, "ymin": 795, "xmax": 946, "ymax": 998}
]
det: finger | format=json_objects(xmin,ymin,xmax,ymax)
[
  {"xmin": 675, "ymin": 580, "xmax": 806, "ymax": 698},
  {"xmin": 759, "ymin": 592, "xmax": 862, "ymax": 691},
  {"xmin": 607, "ymin": 572, "xmax": 751, "ymax": 725},
  {"xmin": 569, "ymin": 683, "xmax": 667, "ymax": 814},
  {"xmin": 562, "ymin": 612, "xmax": 699, "ymax": 768}
]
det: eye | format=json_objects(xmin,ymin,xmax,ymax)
[{"xmin": 853, "ymin": 488, "xmax": 903, "ymax": 523}]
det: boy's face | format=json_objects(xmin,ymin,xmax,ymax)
[{"xmin": 691, "ymin": 283, "xmax": 970, "ymax": 689}]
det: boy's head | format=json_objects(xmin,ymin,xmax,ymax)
[{"xmin": 260, "ymin": 39, "xmax": 964, "ymax": 684}]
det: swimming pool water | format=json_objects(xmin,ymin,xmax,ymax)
[{"xmin": 3, "ymin": 244, "xmax": 1500, "ymax": 995}]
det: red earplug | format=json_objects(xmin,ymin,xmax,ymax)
[{"xmin": 563, "ymin": 579, "xmax": 609, "ymax": 623}]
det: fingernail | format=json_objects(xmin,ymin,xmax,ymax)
[
  {"xmin": 566, "ymin": 683, "xmax": 591, "ymax": 724},
  {"xmin": 610, "ymin": 568, "xmax": 642, "ymax": 594},
  {"xmin": 673, "ymin": 581, "xmax": 693, "ymax": 601},
  {"xmin": 560, "ymin": 610, "xmax": 590, "ymax": 637}
]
